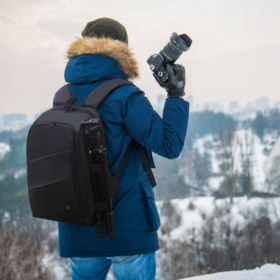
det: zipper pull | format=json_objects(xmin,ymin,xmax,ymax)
[{"xmin": 64, "ymin": 105, "xmax": 74, "ymax": 113}]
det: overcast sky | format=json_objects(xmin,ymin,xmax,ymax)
[{"xmin": 0, "ymin": 0, "xmax": 279, "ymax": 116}]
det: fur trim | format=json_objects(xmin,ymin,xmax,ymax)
[{"xmin": 66, "ymin": 36, "xmax": 139, "ymax": 80}]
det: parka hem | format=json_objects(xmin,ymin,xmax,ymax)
[{"xmin": 59, "ymin": 244, "xmax": 160, "ymax": 258}]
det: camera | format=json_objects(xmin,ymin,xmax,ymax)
[{"xmin": 147, "ymin": 32, "xmax": 192, "ymax": 82}]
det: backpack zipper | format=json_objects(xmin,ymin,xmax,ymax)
[{"xmin": 54, "ymin": 105, "xmax": 98, "ymax": 118}]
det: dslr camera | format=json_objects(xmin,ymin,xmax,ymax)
[{"xmin": 147, "ymin": 32, "xmax": 192, "ymax": 82}]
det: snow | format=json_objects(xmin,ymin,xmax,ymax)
[
  {"xmin": 2, "ymin": 211, "xmax": 11, "ymax": 222},
  {"xmin": 193, "ymin": 134, "xmax": 220, "ymax": 175},
  {"xmin": 158, "ymin": 196, "xmax": 280, "ymax": 242},
  {"xmin": 14, "ymin": 169, "xmax": 26, "ymax": 179},
  {"xmin": 0, "ymin": 142, "xmax": 10, "ymax": 160},
  {"xmin": 263, "ymin": 131, "xmax": 279, "ymax": 155},
  {"xmin": 41, "ymin": 251, "xmax": 68, "ymax": 280},
  {"xmin": 193, "ymin": 135, "xmax": 212, "ymax": 157},
  {"xmin": 207, "ymin": 176, "xmax": 223, "ymax": 192},
  {"xmin": 188, "ymin": 129, "xmax": 277, "ymax": 194},
  {"xmin": 264, "ymin": 137, "xmax": 280, "ymax": 191},
  {"xmin": 222, "ymin": 129, "xmax": 266, "ymax": 191},
  {"xmin": 181, "ymin": 263, "xmax": 280, "ymax": 280},
  {"xmin": 250, "ymin": 132, "xmax": 267, "ymax": 191}
]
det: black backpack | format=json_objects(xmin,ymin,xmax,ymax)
[{"xmin": 26, "ymin": 78, "xmax": 156, "ymax": 238}]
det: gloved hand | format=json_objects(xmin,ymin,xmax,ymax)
[{"xmin": 153, "ymin": 63, "xmax": 186, "ymax": 98}]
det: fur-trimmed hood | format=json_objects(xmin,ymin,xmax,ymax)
[{"xmin": 66, "ymin": 36, "xmax": 139, "ymax": 80}]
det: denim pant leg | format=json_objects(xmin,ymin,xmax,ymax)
[
  {"xmin": 111, "ymin": 252, "xmax": 156, "ymax": 280},
  {"xmin": 70, "ymin": 257, "xmax": 112, "ymax": 280}
]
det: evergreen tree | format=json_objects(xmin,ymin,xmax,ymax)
[{"xmin": 252, "ymin": 111, "xmax": 266, "ymax": 141}]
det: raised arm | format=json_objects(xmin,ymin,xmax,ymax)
[{"xmin": 122, "ymin": 90, "xmax": 189, "ymax": 159}]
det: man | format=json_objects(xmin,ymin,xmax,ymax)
[{"xmin": 55, "ymin": 17, "xmax": 189, "ymax": 280}]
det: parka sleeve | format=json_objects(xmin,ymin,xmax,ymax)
[{"xmin": 122, "ymin": 90, "xmax": 189, "ymax": 159}]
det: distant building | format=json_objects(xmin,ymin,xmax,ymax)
[
  {"xmin": 1, "ymin": 113, "xmax": 28, "ymax": 131},
  {"xmin": 209, "ymin": 102, "xmax": 224, "ymax": 112},
  {"xmin": 200, "ymin": 102, "xmax": 223, "ymax": 112}
]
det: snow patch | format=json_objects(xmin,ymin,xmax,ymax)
[{"xmin": 181, "ymin": 263, "xmax": 280, "ymax": 280}]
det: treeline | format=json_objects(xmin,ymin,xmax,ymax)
[
  {"xmin": 155, "ymin": 108, "xmax": 280, "ymax": 200},
  {"xmin": 1, "ymin": 108, "xmax": 280, "ymax": 203},
  {"xmin": 251, "ymin": 108, "xmax": 280, "ymax": 140},
  {"xmin": 0, "ymin": 126, "xmax": 28, "ymax": 174},
  {"xmin": 184, "ymin": 110, "xmax": 237, "ymax": 148},
  {"xmin": 0, "ymin": 125, "xmax": 29, "ymax": 144},
  {"xmin": 186, "ymin": 107, "xmax": 280, "ymax": 147},
  {"xmin": 0, "ymin": 173, "xmax": 29, "ymax": 219},
  {"xmin": 155, "ymin": 110, "xmax": 237, "ymax": 199}
]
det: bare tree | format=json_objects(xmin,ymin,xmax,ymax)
[
  {"xmin": 216, "ymin": 127, "xmax": 238, "ymax": 203},
  {"xmin": 157, "ymin": 201, "xmax": 280, "ymax": 279},
  {"xmin": 181, "ymin": 148, "xmax": 212, "ymax": 196},
  {"xmin": 238, "ymin": 129, "xmax": 255, "ymax": 195},
  {"xmin": 0, "ymin": 219, "xmax": 68, "ymax": 280}
]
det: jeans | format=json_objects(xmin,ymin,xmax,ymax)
[{"xmin": 70, "ymin": 252, "xmax": 156, "ymax": 280}]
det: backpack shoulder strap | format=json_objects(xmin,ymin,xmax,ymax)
[
  {"xmin": 83, "ymin": 78, "xmax": 132, "ymax": 108},
  {"xmin": 113, "ymin": 140, "xmax": 157, "ymax": 188},
  {"xmin": 134, "ymin": 141, "xmax": 157, "ymax": 188},
  {"xmin": 110, "ymin": 139, "xmax": 157, "ymax": 210},
  {"xmin": 53, "ymin": 84, "xmax": 76, "ymax": 106}
]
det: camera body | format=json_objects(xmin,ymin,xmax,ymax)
[{"xmin": 147, "ymin": 32, "xmax": 192, "ymax": 82}]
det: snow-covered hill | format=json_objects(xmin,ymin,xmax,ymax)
[
  {"xmin": 264, "ymin": 137, "xmax": 280, "ymax": 192},
  {"xmin": 187, "ymin": 129, "xmax": 279, "ymax": 194},
  {"xmin": 182, "ymin": 263, "xmax": 280, "ymax": 280},
  {"xmin": 159, "ymin": 196, "xmax": 280, "ymax": 242}
]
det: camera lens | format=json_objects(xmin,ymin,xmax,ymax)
[
  {"xmin": 170, "ymin": 33, "xmax": 192, "ymax": 53},
  {"xmin": 160, "ymin": 32, "xmax": 192, "ymax": 63}
]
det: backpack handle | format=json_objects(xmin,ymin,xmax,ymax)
[{"xmin": 53, "ymin": 84, "xmax": 76, "ymax": 106}]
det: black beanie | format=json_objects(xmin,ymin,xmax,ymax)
[{"xmin": 81, "ymin": 17, "xmax": 128, "ymax": 44}]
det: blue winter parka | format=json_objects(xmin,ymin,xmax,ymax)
[{"xmin": 54, "ymin": 36, "xmax": 190, "ymax": 257}]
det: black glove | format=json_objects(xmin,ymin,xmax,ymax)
[{"xmin": 153, "ymin": 63, "xmax": 186, "ymax": 98}]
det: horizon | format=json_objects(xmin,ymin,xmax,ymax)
[{"xmin": 0, "ymin": 95, "xmax": 278, "ymax": 128}]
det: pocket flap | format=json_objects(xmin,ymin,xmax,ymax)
[
  {"xmin": 139, "ymin": 169, "xmax": 161, "ymax": 232},
  {"xmin": 139, "ymin": 169, "xmax": 155, "ymax": 199}
]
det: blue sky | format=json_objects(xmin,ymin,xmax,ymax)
[{"xmin": 0, "ymin": 0, "xmax": 279, "ymax": 115}]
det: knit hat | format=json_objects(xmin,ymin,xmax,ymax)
[{"xmin": 81, "ymin": 17, "xmax": 128, "ymax": 44}]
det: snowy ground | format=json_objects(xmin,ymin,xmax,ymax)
[
  {"xmin": 181, "ymin": 264, "xmax": 280, "ymax": 280},
  {"xmin": 41, "ymin": 252, "xmax": 68, "ymax": 280}
]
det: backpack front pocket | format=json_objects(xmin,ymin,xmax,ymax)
[{"xmin": 27, "ymin": 122, "xmax": 87, "ymax": 224}]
